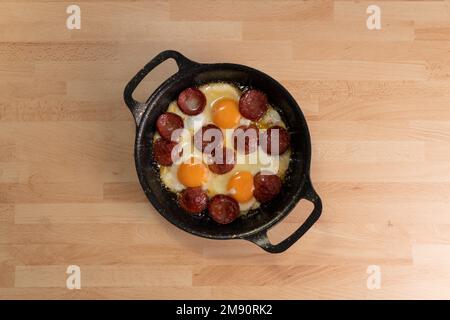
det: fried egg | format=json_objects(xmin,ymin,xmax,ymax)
[{"xmin": 159, "ymin": 82, "xmax": 291, "ymax": 213}]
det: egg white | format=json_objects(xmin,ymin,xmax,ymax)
[{"xmin": 260, "ymin": 107, "xmax": 284, "ymax": 127}]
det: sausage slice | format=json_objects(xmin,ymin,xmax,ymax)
[
  {"xmin": 239, "ymin": 89, "xmax": 268, "ymax": 121},
  {"xmin": 177, "ymin": 87, "xmax": 206, "ymax": 115},
  {"xmin": 208, "ymin": 147, "xmax": 235, "ymax": 175},
  {"xmin": 156, "ymin": 112, "xmax": 184, "ymax": 141},
  {"xmin": 153, "ymin": 138, "xmax": 179, "ymax": 166},
  {"xmin": 208, "ymin": 194, "xmax": 240, "ymax": 224},
  {"xmin": 253, "ymin": 172, "xmax": 282, "ymax": 203},
  {"xmin": 232, "ymin": 124, "xmax": 259, "ymax": 154},
  {"xmin": 179, "ymin": 187, "xmax": 209, "ymax": 214},
  {"xmin": 193, "ymin": 124, "xmax": 223, "ymax": 154},
  {"xmin": 260, "ymin": 126, "xmax": 290, "ymax": 155}
]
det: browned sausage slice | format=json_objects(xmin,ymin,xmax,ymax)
[
  {"xmin": 179, "ymin": 187, "xmax": 209, "ymax": 214},
  {"xmin": 260, "ymin": 126, "xmax": 290, "ymax": 155},
  {"xmin": 208, "ymin": 147, "xmax": 235, "ymax": 175},
  {"xmin": 208, "ymin": 194, "xmax": 240, "ymax": 224},
  {"xmin": 232, "ymin": 124, "xmax": 259, "ymax": 154},
  {"xmin": 193, "ymin": 124, "xmax": 223, "ymax": 154},
  {"xmin": 177, "ymin": 87, "xmax": 206, "ymax": 115},
  {"xmin": 253, "ymin": 172, "xmax": 282, "ymax": 203},
  {"xmin": 153, "ymin": 138, "xmax": 178, "ymax": 166},
  {"xmin": 156, "ymin": 112, "xmax": 184, "ymax": 141},
  {"xmin": 239, "ymin": 89, "xmax": 268, "ymax": 121}
]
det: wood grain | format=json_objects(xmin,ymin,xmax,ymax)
[{"xmin": 1, "ymin": 0, "xmax": 450, "ymax": 299}]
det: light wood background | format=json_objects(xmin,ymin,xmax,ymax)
[{"xmin": 1, "ymin": 0, "xmax": 450, "ymax": 299}]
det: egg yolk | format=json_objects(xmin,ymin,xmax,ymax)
[
  {"xmin": 212, "ymin": 98, "xmax": 241, "ymax": 129},
  {"xmin": 227, "ymin": 171, "xmax": 254, "ymax": 203},
  {"xmin": 177, "ymin": 158, "xmax": 208, "ymax": 187}
]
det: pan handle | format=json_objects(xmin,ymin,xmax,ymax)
[
  {"xmin": 243, "ymin": 178, "xmax": 322, "ymax": 253},
  {"xmin": 123, "ymin": 50, "xmax": 199, "ymax": 125}
]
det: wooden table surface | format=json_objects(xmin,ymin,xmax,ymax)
[{"xmin": 1, "ymin": 0, "xmax": 450, "ymax": 300}]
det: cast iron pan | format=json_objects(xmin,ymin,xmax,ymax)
[{"xmin": 123, "ymin": 50, "xmax": 322, "ymax": 253}]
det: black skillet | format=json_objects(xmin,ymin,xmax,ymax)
[{"xmin": 123, "ymin": 50, "xmax": 322, "ymax": 253}]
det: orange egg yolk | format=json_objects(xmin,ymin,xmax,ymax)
[
  {"xmin": 212, "ymin": 98, "xmax": 241, "ymax": 129},
  {"xmin": 177, "ymin": 159, "xmax": 208, "ymax": 187},
  {"xmin": 227, "ymin": 171, "xmax": 254, "ymax": 203}
]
